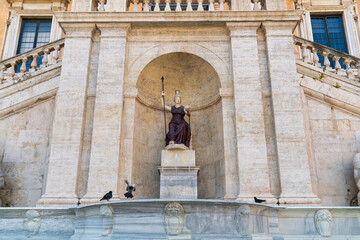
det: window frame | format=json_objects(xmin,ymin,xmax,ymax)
[
  {"xmin": 1, "ymin": 14, "xmax": 54, "ymax": 59},
  {"xmin": 310, "ymin": 14, "xmax": 349, "ymax": 54},
  {"xmin": 302, "ymin": 7, "xmax": 360, "ymax": 57},
  {"xmin": 16, "ymin": 18, "xmax": 53, "ymax": 55}
]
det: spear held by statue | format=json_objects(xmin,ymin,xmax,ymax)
[{"xmin": 161, "ymin": 76, "xmax": 167, "ymax": 147}]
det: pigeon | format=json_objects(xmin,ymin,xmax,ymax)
[
  {"xmin": 77, "ymin": 198, "xmax": 81, "ymax": 206},
  {"xmin": 254, "ymin": 197, "xmax": 266, "ymax": 203},
  {"xmin": 124, "ymin": 180, "xmax": 136, "ymax": 199},
  {"xmin": 100, "ymin": 191, "xmax": 113, "ymax": 201}
]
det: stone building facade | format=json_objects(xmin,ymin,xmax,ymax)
[{"xmin": 0, "ymin": 0, "xmax": 359, "ymax": 208}]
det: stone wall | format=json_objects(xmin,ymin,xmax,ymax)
[
  {"xmin": 0, "ymin": 98, "xmax": 55, "ymax": 207},
  {"xmin": 192, "ymin": 100, "xmax": 225, "ymax": 199},
  {"xmin": 307, "ymin": 97, "xmax": 360, "ymax": 206},
  {"xmin": 132, "ymin": 101, "xmax": 165, "ymax": 198}
]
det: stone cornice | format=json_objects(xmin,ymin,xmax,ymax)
[
  {"xmin": 54, "ymin": 10, "xmax": 303, "ymax": 24},
  {"xmin": 297, "ymin": 62, "xmax": 360, "ymax": 116}
]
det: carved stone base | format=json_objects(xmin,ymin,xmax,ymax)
[{"xmin": 159, "ymin": 149, "xmax": 199, "ymax": 199}]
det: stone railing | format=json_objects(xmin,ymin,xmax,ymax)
[
  {"xmin": 92, "ymin": 0, "xmax": 267, "ymax": 11},
  {"xmin": 0, "ymin": 38, "xmax": 65, "ymax": 84},
  {"xmin": 294, "ymin": 36, "xmax": 360, "ymax": 81},
  {"xmin": 125, "ymin": 0, "xmax": 265, "ymax": 11}
]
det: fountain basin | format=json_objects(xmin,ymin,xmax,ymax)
[{"xmin": 0, "ymin": 199, "xmax": 360, "ymax": 239}]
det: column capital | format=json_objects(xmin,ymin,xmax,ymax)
[
  {"xmin": 261, "ymin": 21, "xmax": 298, "ymax": 37},
  {"xmin": 226, "ymin": 22, "xmax": 261, "ymax": 37},
  {"xmin": 60, "ymin": 23, "xmax": 96, "ymax": 38},
  {"xmin": 96, "ymin": 23, "xmax": 131, "ymax": 38}
]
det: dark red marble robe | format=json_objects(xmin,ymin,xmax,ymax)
[{"xmin": 166, "ymin": 106, "xmax": 191, "ymax": 147}]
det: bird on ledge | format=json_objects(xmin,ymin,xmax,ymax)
[
  {"xmin": 100, "ymin": 191, "xmax": 113, "ymax": 201},
  {"xmin": 254, "ymin": 197, "xmax": 266, "ymax": 203},
  {"xmin": 124, "ymin": 180, "xmax": 136, "ymax": 199}
]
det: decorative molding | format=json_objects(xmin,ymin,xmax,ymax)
[
  {"xmin": 23, "ymin": 210, "xmax": 41, "ymax": 238},
  {"xmin": 314, "ymin": 209, "xmax": 333, "ymax": 237},
  {"xmin": 163, "ymin": 202, "xmax": 185, "ymax": 235},
  {"xmin": 100, "ymin": 205, "xmax": 114, "ymax": 236},
  {"xmin": 234, "ymin": 205, "xmax": 250, "ymax": 236}
]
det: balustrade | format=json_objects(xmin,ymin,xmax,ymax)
[
  {"xmin": 95, "ymin": 0, "xmax": 107, "ymax": 11},
  {"xmin": 294, "ymin": 36, "xmax": 360, "ymax": 81},
  {"xmin": 0, "ymin": 38, "xmax": 64, "ymax": 85},
  {"xmin": 126, "ymin": 0, "xmax": 250, "ymax": 11},
  {"xmin": 90, "ymin": 0, "xmax": 269, "ymax": 11}
]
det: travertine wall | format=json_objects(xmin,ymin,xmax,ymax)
[
  {"xmin": 132, "ymin": 101, "xmax": 164, "ymax": 198},
  {"xmin": 0, "ymin": 99, "xmax": 55, "ymax": 207},
  {"xmin": 1, "ymin": 10, "xmax": 359, "ymax": 207},
  {"xmin": 192, "ymin": 100, "xmax": 225, "ymax": 199},
  {"xmin": 307, "ymin": 97, "xmax": 360, "ymax": 206}
]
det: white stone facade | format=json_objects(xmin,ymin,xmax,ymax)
[{"xmin": 0, "ymin": 0, "xmax": 359, "ymax": 208}]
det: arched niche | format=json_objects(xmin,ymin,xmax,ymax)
[{"xmin": 132, "ymin": 52, "xmax": 225, "ymax": 199}]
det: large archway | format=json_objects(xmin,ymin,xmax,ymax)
[{"xmin": 132, "ymin": 52, "xmax": 225, "ymax": 199}]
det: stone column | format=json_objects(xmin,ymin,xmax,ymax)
[
  {"xmin": 220, "ymin": 88, "xmax": 238, "ymax": 199},
  {"xmin": 227, "ymin": 22, "xmax": 275, "ymax": 203},
  {"xmin": 37, "ymin": 24, "xmax": 95, "ymax": 206},
  {"xmin": 82, "ymin": 23, "xmax": 130, "ymax": 204},
  {"xmin": 118, "ymin": 88, "xmax": 137, "ymax": 199},
  {"xmin": 262, "ymin": 21, "xmax": 320, "ymax": 205}
]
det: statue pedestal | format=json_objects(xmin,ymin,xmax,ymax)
[{"xmin": 158, "ymin": 148, "xmax": 199, "ymax": 199}]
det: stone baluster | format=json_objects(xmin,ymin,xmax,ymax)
[
  {"xmin": 30, "ymin": 54, "xmax": 38, "ymax": 73},
  {"xmin": 143, "ymin": 0, "xmax": 150, "ymax": 11},
  {"xmin": 344, "ymin": 59, "xmax": 354, "ymax": 79},
  {"xmin": 175, "ymin": 0, "xmax": 182, "ymax": 11},
  {"xmin": 322, "ymin": 51, "xmax": 331, "ymax": 71},
  {"xmin": 260, "ymin": 0, "xmax": 265, "ymax": 9},
  {"xmin": 52, "ymin": 46, "xmax": 60, "ymax": 63},
  {"xmin": 8, "ymin": 62, "xmax": 15, "ymax": 81},
  {"xmin": 41, "ymin": 50, "xmax": 49, "ymax": 68},
  {"xmin": 311, "ymin": 48, "xmax": 319, "ymax": 67},
  {"xmin": 0, "ymin": 65, "xmax": 5, "ymax": 83},
  {"xmin": 356, "ymin": 63, "xmax": 360, "ymax": 79},
  {"xmin": 333, "ymin": 56, "xmax": 341, "ymax": 74},
  {"xmin": 165, "ymin": 0, "xmax": 171, "ymax": 11},
  {"xmin": 252, "ymin": 0, "xmax": 260, "ymax": 10},
  {"xmin": 20, "ymin": 57, "xmax": 28, "ymax": 75},
  {"xmin": 132, "ymin": 0, "xmax": 139, "ymax": 11},
  {"xmin": 186, "ymin": 0, "xmax": 193, "ymax": 11},
  {"xmin": 208, "ymin": 0, "xmax": 215, "ymax": 11},
  {"xmin": 154, "ymin": 0, "xmax": 161, "ymax": 11},
  {"xmin": 301, "ymin": 45, "xmax": 309, "ymax": 63},
  {"xmin": 219, "ymin": 0, "xmax": 224, "ymax": 10},
  {"xmin": 98, "ymin": 0, "xmax": 106, "ymax": 11},
  {"xmin": 197, "ymin": 0, "xmax": 204, "ymax": 11}
]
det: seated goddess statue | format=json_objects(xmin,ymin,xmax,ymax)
[{"xmin": 161, "ymin": 90, "xmax": 191, "ymax": 148}]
